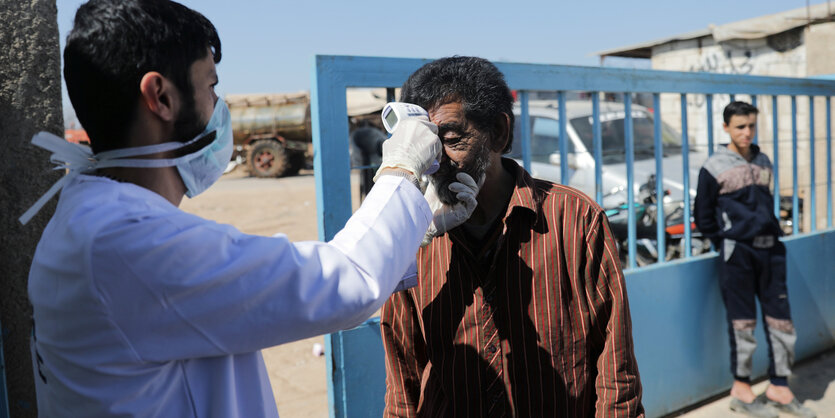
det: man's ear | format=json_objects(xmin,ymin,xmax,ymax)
[
  {"xmin": 139, "ymin": 72, "xmax": 178, "ymax": 122},
  {"xmin": 490, "ymin": 112, "xmax": 511, "ymax": 152}
]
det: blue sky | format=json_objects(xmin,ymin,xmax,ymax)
[{"xmin": 57, "ymin": 0, "xmax": 829, "ymax": 125}]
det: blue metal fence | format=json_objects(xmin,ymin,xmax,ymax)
[
  {"xmin": 313, "ymin": 55, "xmax": 835, "ymax": 258},
  {"xmin": 311, "ymin": 55, "xmax": 835, "ymax": 417}
]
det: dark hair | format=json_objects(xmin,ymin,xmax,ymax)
[
  {"xmin": 723, "ymin": 101, "xmax": 759, "ymax": 125},
  {"xmin": 400, "ymin": 56, "xmax": 515, "ymax": 153},
  {"xmin": 64, "ymin": 0, "xmax": 221, "ymax": 153}
]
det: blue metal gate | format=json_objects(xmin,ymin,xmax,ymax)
[{"xmin": 311, "ymin": 55, "xmax": 835, "ymax": 417}]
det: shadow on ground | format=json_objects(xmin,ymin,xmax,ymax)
[
  {"xmin": 792, "ymin": 350, "xmax": 835, "ymax": 403},
  {"xmin": 672, "ymin": 348, "xmax": 835, "ymax": 417}
]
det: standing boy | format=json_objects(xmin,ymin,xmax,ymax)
[{"xmin": 695, "ymin": 101, "xmax": 814, "ymax": 418}]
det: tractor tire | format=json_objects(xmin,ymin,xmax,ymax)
[{"xmin": 247, "ymin": 139, "xmax": 289, "ymax": 178}]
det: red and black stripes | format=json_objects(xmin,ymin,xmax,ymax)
[{"xmin": 381, "ymin": 160, "xmax": 644, "ymax": 417}]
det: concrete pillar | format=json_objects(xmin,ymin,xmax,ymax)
[{"xmin": 0, "ymin": 0, "xmax": 63, "ymax": 415}]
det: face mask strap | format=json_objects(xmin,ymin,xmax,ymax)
[
  {"xmin": 94, "ymin": 140, "xmax": 187, "ymax": 160},
  {"xmin": 95, "ymin": 121, "xmax": 218, "ymax": 162},
  {"xmin": 95, "ymin": 155, "xmax": 193, "ymax": 169},
  {"xmin": 20, "ymin": 101, "xmax": 231, "ymax": 225},
  {"xmin": 19, "ymin": 175, "xmax": 74, "ymax": 225},
  {"xmin": 18, "ymin": 132, "xmax": 204, "ymax": 225}
]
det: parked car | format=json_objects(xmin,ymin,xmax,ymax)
[
  {"xmin": 507, "ymin": 100, "xmax": 708, "ymax": 210},
  {"xmin": 506, "ymin": 100, "xmax": 712, "ymax": 263}
]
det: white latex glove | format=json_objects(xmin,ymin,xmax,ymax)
[
  {"xmin": 374, "ymin": 119, "xmax": 441, "ymax": 181},
  {"xmin": 422, "ymin": 172, "xmax": 482, "ymax": 246}
]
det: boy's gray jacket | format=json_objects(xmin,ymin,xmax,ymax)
[{"xmin": 694, "ymin": 144, "xmax": 782, "ymax": 245}]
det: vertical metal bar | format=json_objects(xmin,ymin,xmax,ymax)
[
  {"xmin": 625, "ymin": 94, "xmax": 636, "ymax": 269},
  {"xmin": 653, "ymin": 93, "xmax": 665, "ymax": 263},
  {"xmin": 593, "ymin": 93, "xmax": 603, "ymax": 205},
  {"xmin": 325, "ymin": 332, "xmax": 345, "ymax": 417},
  {"xmin": 707, "ymin": 94, "xmax": 714, "ymax": 157},
  {"xmin": 828, "ymin": 96, "xmax": 832, "ymax": 228},
  {"xmin": 312, "ymin": 57, "xmax": 352, "ymax": 418},
  {"xmin": 773, "ymin": 95, "xmax": 781, "ymax": 220},
  {"xmin": 730, "ymin": 93, "xmax": 736, "ymax": 102},
  {"xmin": 386, "ymin": 88, "xmax": 396, "ymax": 103},
  {"xmin": 752, "ymin": 95, "xmax": 759, "ymax": 144},
  {"xmin": 810, "ymin": 96, "xmax": 817, "ymax": 232},
  {"xmin": 519, "ymin": 91, "xmax": 532, "ymax": 173},
  {"xmin": 792, "ymin": 96, "xmax": 799, "ymax": 235},
  {"xmin": 558, "ymin": 91, "xmax": 569, "ymax": 184},
  {"xmin": 311, "ymin": 56, "xmax": 352, "ymax": 242},
  {"xmin": 681, "ymin": 94, "xmax": 692, "ymax": 257}
]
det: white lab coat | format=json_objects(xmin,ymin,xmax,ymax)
[{"xmin": 28, "ymin": 174, "xmax": 430, "ymax": 417}]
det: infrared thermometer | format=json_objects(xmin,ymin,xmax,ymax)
[
  {"xmin": 381, "ymin": 102, "xmax": 440, "ymax": 175},
  {"xmin": 381, "ymin": 102, "xmax": 430, "ymax": 133}
]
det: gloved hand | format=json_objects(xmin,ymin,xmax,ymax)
[
  {"xmin": 422, "ymin": 172, "xmax": 483, "ymax": 246},
  {"xmin": 374, "ymin": 119, "xmax": 441, "ymax": 181}
]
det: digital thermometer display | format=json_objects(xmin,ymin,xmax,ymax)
[
  {"xmin": 381, "ymin": 102, "xmax": 430, "ymax": 133},
  {"xmin": 384, "ymin": 108, "xmax": 399, "ymax": 129}
]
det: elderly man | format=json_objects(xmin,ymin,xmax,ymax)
[{"xmin": 380, "ymin": 56, "xmax": 644, "ymax": 417}]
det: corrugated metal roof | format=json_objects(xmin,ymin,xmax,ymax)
[
  {"xmin": 595, "ymin": 28, "xmax": 712, "ymax": 59},
  {"xmin": 597, "ymin": 3, "xmax": 835, "ymax": 59}
]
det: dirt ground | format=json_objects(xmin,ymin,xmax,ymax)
[{"xmin": 179, "ymin": 167, "xmax": 349, "ymax": 417}]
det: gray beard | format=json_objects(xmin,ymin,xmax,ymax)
[{"xmin": 430, "ymin": 141, "xmax": 490, "ymax": 205}]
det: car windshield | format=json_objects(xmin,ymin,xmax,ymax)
[{"xmin": 571, "ymin": 111, "xmax": 683, "ymax": 163}]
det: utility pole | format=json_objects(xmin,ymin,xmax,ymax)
[{"xmin": 0, "ymin": 1, "xmax": 63, "ymax": 416}]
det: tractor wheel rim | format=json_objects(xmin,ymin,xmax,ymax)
[{"xmin": 256, "ymin": 151, "xmax": 274, "ymax": 170}]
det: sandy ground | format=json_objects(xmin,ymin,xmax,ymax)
[
  {"xmin": 677, "ymin": 350, "xmax": 835, "ymax": 418},
  {"xmin": 180, "ymin": 168, "xmax": 339, "ymax": 418}
]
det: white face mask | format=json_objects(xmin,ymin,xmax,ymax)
[{"xmin": 19, "ymin": 99, "xmax": 234, "ymax": 225}]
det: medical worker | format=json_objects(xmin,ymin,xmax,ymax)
[{"xmin": 20, "ymin": 0, "xmax": 479, "ymax": 416}]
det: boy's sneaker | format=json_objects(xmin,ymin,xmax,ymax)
[
  {"xmin": 729, "ymin": 397, "xmax": 778, "ymax": 418},
  {"xmin": 757, "ymin": 394, "xmax": 817, "ymax": 418}
]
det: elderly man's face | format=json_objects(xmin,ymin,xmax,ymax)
[{"xmin": 428, "ymin": 101, "xmax": 492, "ymax": 205}]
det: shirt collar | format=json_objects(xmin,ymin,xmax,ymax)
[
  {"xmin": 499, "ymin": 158, "xmax": 542, "ymax": 221},
  {"xmin": 718, "ymin": 142, "xmax": 761, "ymax": 160}
]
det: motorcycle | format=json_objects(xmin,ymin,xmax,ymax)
[{"xmin": 604, "ymin": 175, "xmax": 711, "ymax": 267}]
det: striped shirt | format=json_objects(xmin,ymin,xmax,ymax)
[{"xmin": 381, "ymin": 159, "xmax": 643, "ymax": 417}]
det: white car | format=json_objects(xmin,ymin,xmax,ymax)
[{"xmin": 507, "ymin": 100, "xmax": 707, "ymax": 209}]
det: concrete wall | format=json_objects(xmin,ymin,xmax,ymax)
[
  {"xmin": 805, "ymin": 22, "xmax": 835, "ymax": 77},
  {"xmin": 651, "ymin": 34, "xmax": 807, "ymax": 148},
  {"xmin": 650, "ymin": 28, "xmax": 835, "ymax": 233},
  {"xmin": 0, "ymin": 0, "xmax": 63, "ymax": 415}
]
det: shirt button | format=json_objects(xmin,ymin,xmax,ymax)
[
  {"xmin": 485, "ymin": 293, "xmax": 494, "ymax": 303},
  {"xmin": 486, "ymin": 345, "xmax": 497, "ymax": 355}
]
